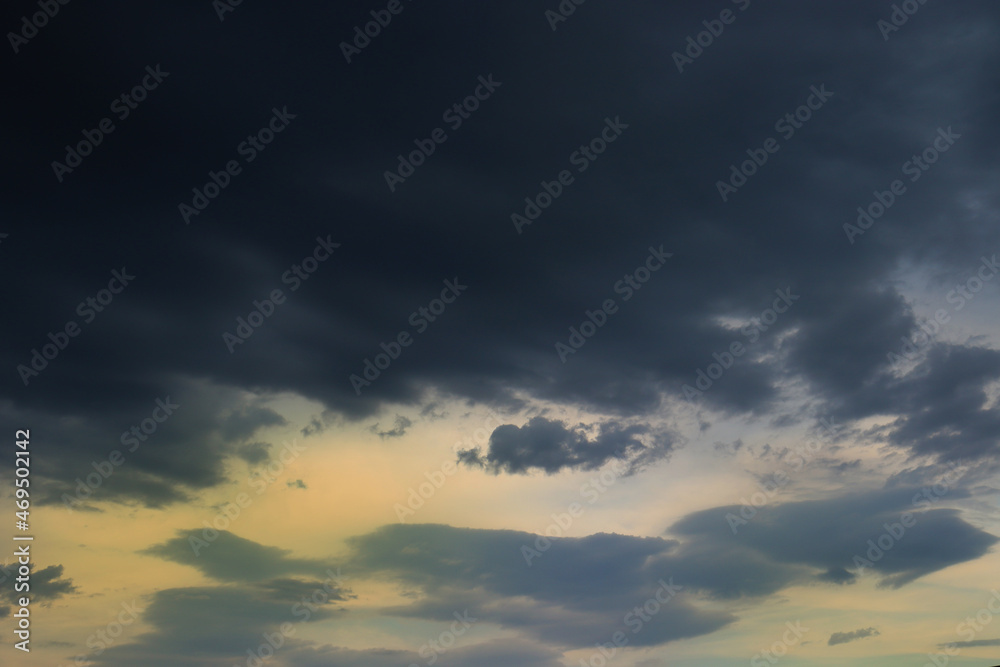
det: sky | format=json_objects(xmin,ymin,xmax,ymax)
[{"xmin": 2, "ymin": 0, "xmax": 1000, "ymax": 666}]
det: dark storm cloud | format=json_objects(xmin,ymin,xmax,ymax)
[
  {"xmin": 220, "ymin": 405, "xmax": 287, "ymax": 441},
  {"xmin": 5, "ymin": 0, "xmax": 1000, "ymax": 498},
  {"xmin": 876, "ymin": 345, "xmax": 1000, "ymax": 461},
  {"xmin": 813, "ymin": 343, "xmax": 1000, "ymax": 462},
  {"xmin": 785, "ymin": 285, "xmax": 915, "ymax": 396},
  {"xmin": 5, "ymin": 2, "xmax": 999, "ymax": 665},
  {"xmin": 28, "ymin": 381, "xmax": 291, "ymax": 509},
  {"xmin": 817, "ymin": 567, "xmax": 855, "ymax": 585},
  {"xmin": 828, "ymin": 627, "xmax": 880, "ymax": 645},
  {"xmin": 457, "ymin": 416, "xmax": 676, "ymax": 475}
]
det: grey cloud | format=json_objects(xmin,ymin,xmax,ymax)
[
  {"xmin": 370, "ymin": 414, "xmax": 413, "ymax": 439},
  {"xmin": 942, "ymin": 638, "xmax": 1000, "ymax": 648},
  {"xmin": 346, "ymin": 523, "xmax": 737, "ymax": 648},
  {"xmin": 283, "ymin": 639, "xmax": 565, "ymax": 667},
  {"xmin": 815, "ymin": 343, "xmax": 1000, "ymax": 463},
  {"xmin": 237, "ymin": 441, "xmax": 271, "ymax": 465},
  {"xmin": 670, "ymin": 486, "xmax": 998, "ymax": 589},
  {"xmin": 88, "ymin": 584, "xmax": 343, "ymax": 667},
  {"xmin": 142, "ymin": 530, "xmax": 343, "ymax": 584},
  {"xmin": 829, "ymin": 627, "xmax": 880, "ymax": 645},
  {"xmin": 1, "ymin": 564, "xmax": 76, "ymax": 607}
]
